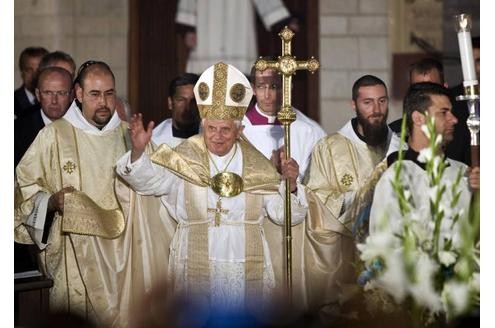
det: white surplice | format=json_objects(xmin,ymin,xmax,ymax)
[{"xmin": 241, "ymin": 105, "xmax": 327, "ymax": 180}]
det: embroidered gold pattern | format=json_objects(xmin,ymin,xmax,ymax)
[
  {"xmin": 341, "ymin": 173, "xmax": 353, "ymax": 187},
  {"xmin": 197, "ymin": 62, "xmax": 247, "ymax": 121},
  {"xmin": 198, "ymin": 82, "xmax": 209, "ymax": 101},
  {"xmin": 63, "ymin": 161, "xmax": 77, "ymax": 174},
  {"xmin": 230, "ymin": 83, "xmax": 246, "ymax": 103}
]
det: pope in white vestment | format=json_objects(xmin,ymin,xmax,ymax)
[{"xmin": 117, "ymin": 63, "xmax": 308, "ymax": 317}]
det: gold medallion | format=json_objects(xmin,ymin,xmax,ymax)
[
  {"xmin": 230, "ymin": 83, "xmax": 246, "ymax": 103},
  {"xmin": 198, "ymin": 82, "xmax": 209, "ymax": 101},
  {"xmin": 210, "ymin": 172, "xmax": 243, "ymax": 197}
]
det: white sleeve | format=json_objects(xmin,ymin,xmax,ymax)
[
  {"xmin": 252, "ymin": 0, "xmax": 290, "ymax": 30},
  {"xmin": 25, "ymin": 192, "xmax": 51, "ymax": 250},
  {"xmin": 176, "ymin": 0, "xmax": 197, "ymax": 26},
  {"xmin": 116, "ymin": 151, "xmax": 178, "ymax": 196},
  {"xmin": 264, "ymin": 181, "xmax": 308, "ymax": 226}
]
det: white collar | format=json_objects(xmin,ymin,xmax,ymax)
[
  {"xmin": 62, "ymin": 101, "xmax": 121, "ymax": 134},
  {"xmin": 208, "ymin": 142, "xmax": 239, "ymax": 169},
  {"xmin": 39, "ymin": 108, "xmax": 53, "ymax": 126},
  {"xmin": 255, "ymin": 103, "xmax": 278, "ymax": 123},
  {"xmin": 24, "ymin": 87, "xmax": 36, "ymax": 105}
]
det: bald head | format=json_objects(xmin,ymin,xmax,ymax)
[
  {"xmin": 76, "ymin": 61, "xmax": 115, "ymax": 89},
  {"xmin": 35, "ymin": 67, "xmax": 74, "ymax": 120},
  {"xmin": 75, "ymin": 61, "xmax": 117, "ymax": 128}
]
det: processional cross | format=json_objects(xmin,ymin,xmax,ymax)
[
  {"xmin": 254, "ymin": 26, "xmax": 319, "ymax": 297},
  {"xmin": 208, "ymin": 198, "xmax": 229, "ymax": 226}
]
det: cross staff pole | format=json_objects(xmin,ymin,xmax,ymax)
[{"xmin": 254, "ymin": 26, "xmax": 319, "ymax": 298}]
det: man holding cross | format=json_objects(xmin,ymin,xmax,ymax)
[{"xmin": 116, "ymin": 62, "xmax": 308, "ymax": 316}]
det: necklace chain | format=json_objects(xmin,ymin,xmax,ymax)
[{"xmin": 208, "ymin": 143, "xmax": 238, "ymax": 174}]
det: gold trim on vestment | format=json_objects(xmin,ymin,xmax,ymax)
[
  {"xmin": 55, "ymin": 119, "xmax": 125, "ymax": 239},
  {"xmin": 244, "ymin": 193, "xmax": 264, "ymax": 310},
  {"xmin": 184, "ymin": 181, "xmax": 210, "ymax": 298},
  {"xmin": 62, "ymin": 191, "xmax": 125, "ymax": 239},
  {"xmin": 150, "ymin": 135, "xmax": 280, "ymax": 193}
]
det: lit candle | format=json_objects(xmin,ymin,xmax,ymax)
[{"xmin": 454, "ymin": 14, "xmax": 477, "ymax": 84}]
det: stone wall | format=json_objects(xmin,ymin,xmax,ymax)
[
  {"xmin": 14, "ymin": 0, "xmax": 129, "ymax": 98},
  {"xmin": 319, "ymin": 0, "xmax": 393, "ymax": 134}
]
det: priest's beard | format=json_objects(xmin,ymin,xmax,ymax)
[
  {"xmin": 92, "ymin": 107, "xmax": 112, "ymax": 129},
  {"xmin": 356, "ymin": 110, "xmax": 389, "ymax": 146}
]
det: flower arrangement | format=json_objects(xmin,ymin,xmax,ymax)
[{"xmin": 356, "ymin": 115, "xmax": 480, "ymax": 323}]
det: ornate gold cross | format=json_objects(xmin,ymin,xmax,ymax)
[
  {"xmin": 254, "ymin": 26, "xmax": 319, "ymax": 298},
  {"xmin": 208, "ymin": 198, "xmax": 229, "ymax": 226}
]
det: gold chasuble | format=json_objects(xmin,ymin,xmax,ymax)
[{"xmin": 15, "ymin": 118, "xmax": 171, "ymax": 327}]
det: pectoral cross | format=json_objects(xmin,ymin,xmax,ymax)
[
  {"xmin": 254, "ymin": 26, "xmax": 319, "ymax": 298},
  {"xmin": 207, "ymin": 198, "xmax": 229, "ymax": 226}
]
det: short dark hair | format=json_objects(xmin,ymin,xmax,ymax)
[
  {"xmin": 19, "ymin": 46, "xmax": 49, "ymax": 71},
  {"xmin": 168, "ymin": 73, "xmax": 199, "ymax": 98},
  {"xmin": 409, "ymin": 57, "xmax": 444, "ymax": 84},
  {"xmin": 36, "ymin": 66, "xmax": 73, "ymax": 90},
  {"xmin": 250, "ymin": 56, "xmax": 278, "ymax": 83},
  {"xmin": 75, "ymin": 60, "xmax": 115, "ymax": 88},
  {"xmin": 38, "ymin": 51, "xmax": 76, "ymax": 77},
  {"xmin": 403, "ymin": 82, "xmax": 451, "ymax": 133},
  {"xmin": 352, "ymin": 75, "xmax": 387, "ymax": 101}
]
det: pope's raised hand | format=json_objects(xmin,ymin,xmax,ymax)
[{"xmin": 129, "ymin": 113, "xmax": 154, "ymax": 163}]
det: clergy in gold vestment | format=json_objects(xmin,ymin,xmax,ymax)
[
  {"xmin": 304, "ymin": 75, "xmax": 400, "ymax": 319},
  {"xmin": 14, "ymin": 62, "xmax": 170, "ymax": 327},
  {"xmin": 117, "ymin": 63, "xmax": 309, "ymax": 319}
]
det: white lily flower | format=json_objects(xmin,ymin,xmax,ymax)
[
  {"xmin": 438, "ymin": 251, "xmax": 457, "ymax": 266},
  {"xmin": 409, "ymin": 253, "xmax": 442, "ymax": 312},
  {"xmin": 442, "ymin": 281, "xmax": 470, "ymax": 316},
  {"xmin": 376, "ymin": 250, "xmax": 408, "ymax": 302}
]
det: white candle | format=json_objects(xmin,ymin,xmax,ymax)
[{"xmin": 457, "ymin": 30, "xmax": 476, "ymax": 82}]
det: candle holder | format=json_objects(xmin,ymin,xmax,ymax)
[{"xmin": 454, "ymin": 13, "xmax": 479, "ymax": 166}]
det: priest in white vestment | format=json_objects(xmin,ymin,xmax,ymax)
[
  {"xmin": 176, "ymin": 0, "xmax": 293, "ymax": 74},
  {"xmin": 117, "ymin": 62, "xmax": 308, "ymax": 317},
  {"xmin": 15, "ymin": 62, "xmax": 170, "ymax": 327},
  {"xmin": 369, "ymin": 82, "xmax": 479, "ymax": 234},
  {"xmin": 151, "ymin": 73, "xmax": 200, "ymax": 147},
  {"xmin": 242, "ymin": 66, "xmax": 327, "ymax": 180}
]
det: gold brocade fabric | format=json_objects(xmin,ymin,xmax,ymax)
[
  {"xmin": 304, "ymin": 133, "xmax": 387, "ymax": 233},
  {"xmin": 150, "ymin": 134, "xmax": 281, "ymax": 193},
  {"xmin": 15, "ymin": 119, "xmax": 171, "ymax": 327}
]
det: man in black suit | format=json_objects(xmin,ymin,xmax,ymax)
[
  {"xmin": 14, "ymin": 47, "xmax": 49, "ymax": 119},
  {"xmin": 15, "ymin": 66, "xmax": 74, "ymax": 167},
  {"xmin": 389, "ymin": 57, "xmax": 446, "ymax": 134}
]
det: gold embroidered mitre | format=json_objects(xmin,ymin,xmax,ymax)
[{"xmin": 194, "ymin": 62, "xmax": 253, "ymax": 120}]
